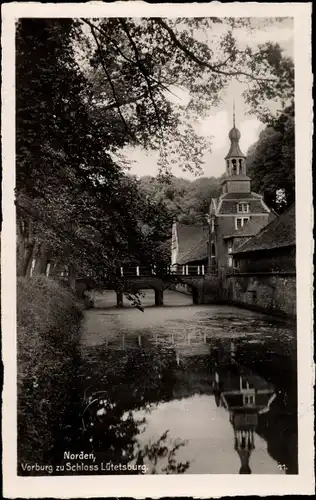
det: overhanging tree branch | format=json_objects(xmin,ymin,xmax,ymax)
[
  {"xmin": 156, "ymin": 18, "xmax": 276, "ymax": 83},
  {"xmin": 88, "ymin": 23, "xmax": 136, "ymax": 142},
  {"xmin": 118, "ymin": 18, "xmax": 164, "ymax": 137},
  {"xmin": 82, "ymin": 19, "xmax": 178, "ymax": 100}
]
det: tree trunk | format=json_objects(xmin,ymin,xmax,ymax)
[
  {"xmin": 17, "ymin": 238, "xmax": 35, "ymax": 277},
  {"xmin": 68, "ymin": 264, "xmax": 77, "ymax": 292},
  {"xmin": 23, "ymin": 242, "xmax": 35, "ymax": 276},
  {"xmin": 16, "ymin": 218, "xmax": 35, "ymax": 277},
  {"xmin": 33, "ymin": 243, "xmax": 50, "ymax": 275}
]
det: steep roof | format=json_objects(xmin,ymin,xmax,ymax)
[
  {"xmin": 223, "ymin": 218, "xmax": 266, "ymax": 240},
  {"xmin": 178, "ymin": 231, "xmax": 208, "ymax": 265},
  {"xmin": 234, "ymin": 205, "xmax": 296, "ymax": 254},
  {"xmin": 221, "ymin": 192, "xmax": 261, "ymax": 200},
  {"xmin": 176, "ymin": 224, "xmax": 208, "ymax": 265},
  {"xmin": 221, "ymin": 175, "xmax": 251, "ymax": 184},
  {"xmin": 225, "ymin": 142, "xmax": 246, "ymax": 159},
  {"xmin": 218, "ymin": 198, "xmax": 270, "ymax": 215}
]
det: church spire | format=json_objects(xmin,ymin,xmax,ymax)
[
  {"xmin": 226, "ymin": 101, "xmax": 244, "ymax": 159},
  {"xmin": 233, "ymin": 99, "xmax": 236, "ymax": 128},
  {"xmin": 222, "ymin": 99, "xmax": 251, "ymax": 194}
]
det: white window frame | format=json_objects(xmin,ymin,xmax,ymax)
[
  {"xmin": 237, "ymin": 202, "xmax": 249, "ymax": 213},
  {"xmin": 235, "ymin": 217, "xmax": 249, "ymax": 230},
  {"xmin": 240, "ymin": 377, "xmax": 250, "ymax": 390},
  {"xmin": 244, "ymin": 394, "xmax": 255, "ymax": 405}
]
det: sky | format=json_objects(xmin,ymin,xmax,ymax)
[{"xmin": 122, "ymin": 18, "xmax": 294, "ymax": 180}]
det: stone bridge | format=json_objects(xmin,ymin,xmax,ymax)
[{"xmin": 76, "ymin": 265, "xmax": 220, "ymax": 307}]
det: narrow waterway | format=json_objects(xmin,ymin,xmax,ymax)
[{"xmin": 78, "ymin": 290, "xmax": 297, "ymax": 475}]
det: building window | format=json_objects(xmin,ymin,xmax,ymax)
[
  {"xmin": 233, "ymin": 259, "xmax": 239, "ymax": 269},
  {"xmin": 240, "ymin": 377, "xmax": 249, "ymax": 390},
  {"xmin": 228, "ymin": 256, "xmax": 233, "ymax": 267},
  {"xmin": 237, "ymin": 202, "xmax": 249, "ymax": 213},
  {"xmin": 235, "ymin": 217, "xmax": 249, "ymax": 230},
  {"xmin": 244, "ymin": 394, "xmax": 255, "ymax": 405}
]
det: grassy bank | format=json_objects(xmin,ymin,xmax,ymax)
[{"xmin": 17, "ymin": 276, "xmax": 83, "ymax": 473}]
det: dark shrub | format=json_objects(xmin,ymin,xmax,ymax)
[{"xmin": 17, "ymin": 276, "xmax": 83, "ymax": 473}]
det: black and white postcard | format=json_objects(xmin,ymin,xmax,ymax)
[{"xmin": 1, "ymin": 2, "xmax": 314, "ymax": 497}]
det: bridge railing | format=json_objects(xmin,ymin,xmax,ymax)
[
  {"xmin": 116, "ymin": 265, "xmax": 217, "ymax": 277},
  {"xmin": 55, "ymin": 265, "xmax": 218, "ymax": 281}
]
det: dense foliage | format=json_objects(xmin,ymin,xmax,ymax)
[
  {"xmin": 16, "ymin": 18, "xmax": 294, "ymax": 282},
  {"xmin": 17, "ymin": 276, "xmax": 83, "ymax": 470},
  {"xmin": 246, "ymin": 106, "xmax": 295, "ymax": 213},
  {"xmin": 139, "ymin": 175, "xmax": 222, "ymax": 224}
]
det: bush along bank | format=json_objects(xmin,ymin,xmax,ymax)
[{"xmin": 17, "ymin": 276, "xmax": 83, "ymax": 475}]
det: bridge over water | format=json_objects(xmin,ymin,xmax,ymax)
[{"xmin": 77, "ymin": 265, "xmax": 219, "ymax": 307}]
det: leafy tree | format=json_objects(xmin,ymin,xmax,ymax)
[
  {"xmin": 139, "ymin": 175, "xmax": 222, "ymax": 224},
  {"xmin": 16, "ymin": 19, "xmax": 172, "ymax": 283},
  {"xmin": 246, "ymin": 106, "xmax": 295, "ymax": 213}
]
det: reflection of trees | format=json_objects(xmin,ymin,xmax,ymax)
[
  {"xmin": 76, "ymin": 344, "xmax": 189, "ymax": 474},
  {"xmin": 256, "ymin": 397, "xmax": 298, "ymax": 474},
  {"xmin": 136, "ymin": 430, "xmax": 190, "ymax": 474}
]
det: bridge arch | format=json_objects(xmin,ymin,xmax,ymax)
[
  {"xmin": 171, "ymin": 279, "xmax": 204, "ymax": 305},
  {"xmin": 116, "ymin": 281, "xmax": 164, "ymax": 308}
]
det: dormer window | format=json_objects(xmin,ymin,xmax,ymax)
[
  {"xmin": 243, "ymin": 394, "xmax": 256, "ymax": 406},
  {"xmin": 235, "ymin": 217, "xmax": 249, "ymax": 230},
  {"xmin": 237, "ymin": 202, "xmax": 249, "ymax": 213}
]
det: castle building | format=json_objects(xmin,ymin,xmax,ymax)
[{"xmin": 209, "ymin": 109, "xmax": 275, "ymax": 276}]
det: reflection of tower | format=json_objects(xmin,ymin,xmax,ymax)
[
  {"xmin": 211, "ymin": 340, "xmax": 276, "ymax": 474},
  {"xmin": 232, "ymin": 411, "xmax": 257, "ymax": 474}
]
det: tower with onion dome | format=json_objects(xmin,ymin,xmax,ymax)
[
  {"xmin": 208, "ymin": 102, "xmax": 274, "ymax": 275},
  {"xmin": 222, "ymin": 102, "xmax": 251, "ymax": 195}
]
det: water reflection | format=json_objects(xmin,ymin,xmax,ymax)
[
  {"xmin": 211, "ymin": 340, "xmax": 276, "ymax": 474},
  {"xmin": 77, "ymin": 345, "xmax": 190, "ymax": 474},
  {"xmin": 77, "ymin": 300, "xmax": 297, "ymax": 475},
  {"xmin": 210, "ymin": 336, "xmax": 297, "ymax": 474}
]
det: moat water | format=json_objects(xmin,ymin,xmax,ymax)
[{"xmin": 77, "ymin": 290, "xmax": 297, "ymax": 475}]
